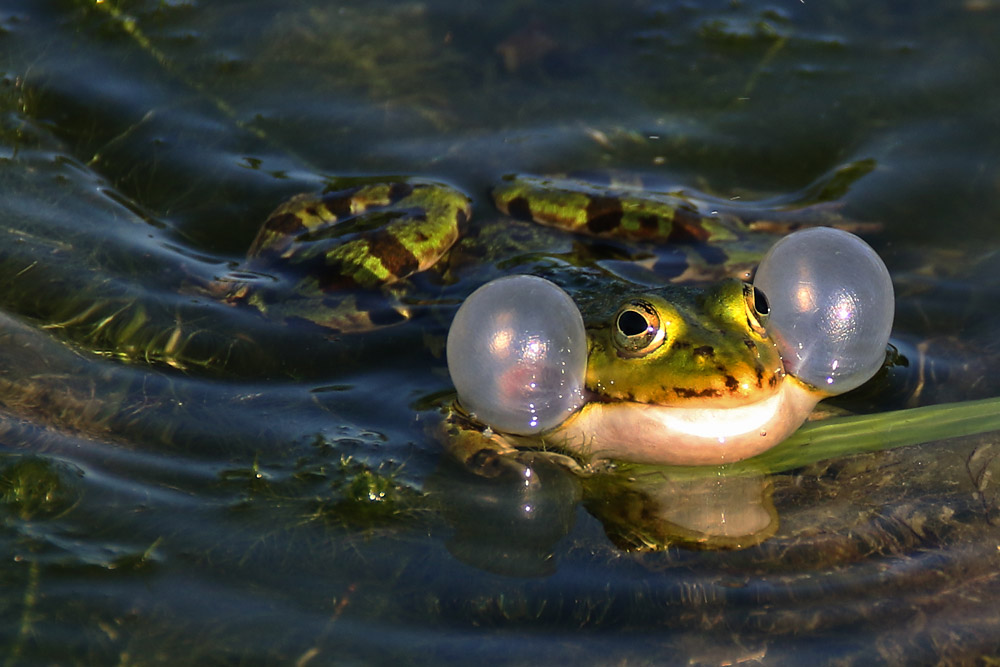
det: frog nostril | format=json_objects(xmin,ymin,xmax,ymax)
[{"xmin": 618, "ymin": 310, "xmax": 649, "ymax": 336}]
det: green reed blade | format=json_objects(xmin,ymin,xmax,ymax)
[
  {"xmin": 752, "ymin": 396, "xmax": 1000, "ymax": 472},
  {"xmin": 635, "ymin": 396, "xmax": 1000, "ymax": 481}
]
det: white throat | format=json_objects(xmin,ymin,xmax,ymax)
[{"xmin": 551, "ymin": 378, "xmax": 821, "ymax": 466}]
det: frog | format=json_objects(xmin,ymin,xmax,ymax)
[{"xmin": 222, "ymin": 173, "xmax": 883, "ymax": 470}]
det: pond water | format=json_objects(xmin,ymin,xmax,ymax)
[{"xmin": 2, "ymin": 0, "xmax": 1000, "ymax": 663}]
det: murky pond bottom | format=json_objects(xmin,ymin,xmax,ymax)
[{"xmin": 1, "ymin": 0, "xmax": 1000, "ymax": 663}]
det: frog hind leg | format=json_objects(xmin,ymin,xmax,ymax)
[
  {"xmin": 491, "ymin": 173, "xmax": 744, "ymax": 245},
  {"xmin": 491, "ymin": 173, "xmax": 880, "ymax": 283},
  {"xmin": 228, "ymin": 180, "xmax": 471, "ymax": 332}
]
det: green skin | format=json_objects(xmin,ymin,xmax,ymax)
[
  {"xmin": 227, "ymin": 180, "xmax": 471, "ymax": 332},
  {"xmin": 227, "ymin": 175, "xmax": 835, "ymax": 468}
]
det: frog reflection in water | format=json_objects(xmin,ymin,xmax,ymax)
[{"xmin": 224, "ymin": 174, "xmax": 891, "ymax": 470}]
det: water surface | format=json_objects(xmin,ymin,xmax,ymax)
[{"xmin": 1, "ymin": 0, "xmax": 1000, "ymax": 663}]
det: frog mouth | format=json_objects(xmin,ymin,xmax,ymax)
[
  {"xmin": 636, "ymin": 389, "xmax": 791, "ymax": 440},
  {"xmin": 556, "ymin": 377, "xmax": 822, "ymax": 466}
]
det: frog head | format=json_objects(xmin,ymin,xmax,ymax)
[
  {"xmin": 584, "ymin": 280, "xmax": 782, "ymax": 410},
  {"xmin": 447, "ymin": 274, "xmax": 805, "ymax": 466}
]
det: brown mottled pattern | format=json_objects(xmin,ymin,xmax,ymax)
[
  {"xmin": 665, "ymin": 210, "xmax": 713, "ymax": 243},
  {"xmin": 247, "ymin": 210, "xmax": 307, "ymax": 257},
  {"xmin": 585, "ymin": 196, "xmax": 624, "ymax": 234},
  {"xmin": 673, "ymin": 387, "xmax": 723, "ymax": 399},
  {"xmin": 367, "ymin": 229, "xmax": 421, "ymax": 279},
  {"xmin": 228, "ymin": 180, "xmax": 470, "ymax": 334},
  {"xmin": 503, "ymin": 196, "xmax": 533, "ymax": 221},
  {"xmin": 638, "ymin": 215, "xmax": 660, "ymax": 233},
  {"xmin": 692, "ymin": 345, "xmax": 715, "ymax": 359},
  {"xmin": 264, "ymin": 212, "xmax": 307, "ymax": 235},
  {"xmin": 320, "ymin": 187, "xmax": 365, "ymax": 218}
]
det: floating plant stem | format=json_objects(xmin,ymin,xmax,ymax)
[
  {"xmin": 632, "ymin": 396, "xmax": 1000, "ymax": 481},
  {"xmin": 749, "ymin": 396, "xmax": 1000, "ymax": 473}
]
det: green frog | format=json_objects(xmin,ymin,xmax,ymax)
[{"xmin": 223, "ymin": 174, "xmax": 886, "ymax": 468}]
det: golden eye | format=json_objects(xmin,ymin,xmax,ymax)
[
  {"xmin": 613, "ymin": 300, "xmax": 665, "ymax": 357},
  {"xmin": 743, "ymin": 283, "xmax": 769, "ymax": 335}
]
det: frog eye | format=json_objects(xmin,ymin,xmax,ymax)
[
  {"xmin": 743, "ymin": 283, "xmax": 770, "ymax": 335},
  {"xmin": 613, "ymin": 300, "xmax": 666, "ymax": 357}
]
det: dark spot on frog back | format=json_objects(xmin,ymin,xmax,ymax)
[
  {"xmin": 504, "ymin": 196, "xmax": 534, "ymax": 221},
  {"xmin": 639, "ymin": 215, "xmax": 660, "ymax": 234},
  {"xmin": 314, "ymin": 228, "xmax": 422, "ymax": 291},
  {"xmin": 367, "ymin": 228, "xmax": 422, "ymax": 279},
  {"xmin": 264, "ymin": 212, "xmax": 306, "ymax": 235},
  {"xmin": 585, "ymin": 196, "xmax": 624, "ymax": 234},
  {"xmin": 387, "ymin": 181, "xmax": 415, "ymax": 202},
  {"xmin": 665, "ymin": 209, "xmax": 714, "ymax": 244},
  {"xmin": 320, "ymin": 186, "xmax": 365, "ymax": 218}
]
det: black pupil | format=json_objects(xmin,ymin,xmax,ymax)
[
  {"xmin": 753, "ymin": 286, "xmax": 770, "ymax": 315},
  {"xmin": 618, "ymin": 310, "xmax": 650, "ymax": 337}
]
